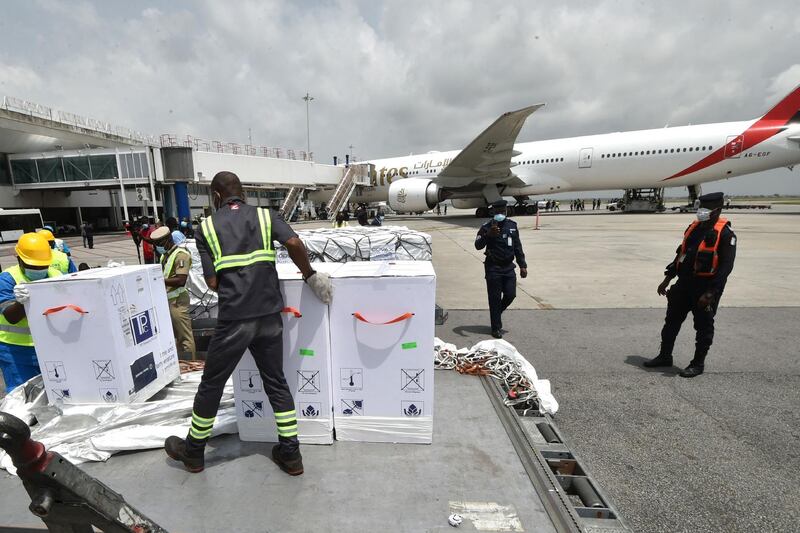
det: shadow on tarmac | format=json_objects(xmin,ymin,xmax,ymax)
[
  {"xmin": 623, "ymin": 355, "xmax": 680, "ymax": 376},
  {"xmin": 451, "ymin": 324, "xmax": 493, "ymax": 337}
]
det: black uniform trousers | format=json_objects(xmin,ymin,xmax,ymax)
[
  {"xmin": 190, "ymin": 312, "xmax": 299, "ymax": 453},
  {"xmin": 485, "ymin": 264, "xmax": 517, "ymax": 332},
  {"xmin": 660, "ymin": 279, "xmax": 721, "ymax": 362}
]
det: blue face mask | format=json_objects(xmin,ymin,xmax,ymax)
[
  {"xmin": 180, "ymin": 221, "xmax": 188, "ymax": 228},
  {"xmin": 155, "ymin": 245, "xmax": 166, "ymax": 254},
  {"xmin": 142, "ymin": 224, "xmax": 149, "ymax": 230},
  {"xmin": 25, "ymin": 268, "xmax": 49, "ymax": 281},
  {"xmin": 493, "ymin": 214, "xmax": 506, "ymax": 223}
]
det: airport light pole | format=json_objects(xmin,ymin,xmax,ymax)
[{"xmin": 302, "ymin": 92, "xmax": 314, "ymax": 157}]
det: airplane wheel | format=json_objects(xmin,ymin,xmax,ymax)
[
  {"xmin": 475, "ymin": 207, "xmax": 488, "ymax": 218},
  {"xmin": 525, "ymin": 205, "xmax": 537, "ymax": 215}
]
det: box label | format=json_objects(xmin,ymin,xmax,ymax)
[
  {"xmin": 130, "ymin": 352, "xmax": 157, "ymax": 392},
  {"xmin": 130, "ymin": 309, "xmax": 156, "ymax": 345},
  {"xmin": 402, "ymin": 341, "xmax": 418, "ymax": 350},
  {"xmin": 299, "ymin": 348, "xmax": 315, "ymax": 357}
]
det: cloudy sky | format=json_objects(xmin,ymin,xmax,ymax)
[{"xmin": 1, "ymin": 0, "xmax": 799, "ymax": 194}]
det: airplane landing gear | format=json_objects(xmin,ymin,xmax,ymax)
[{"xmin": 475, "ymin": 206, "xmax": 489, "ymax": 218}]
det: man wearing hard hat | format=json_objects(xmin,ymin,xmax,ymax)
[
  {"xmin": 0, "ymin": 233, "xmax": 62, "ymax": 391},
  {"xmin": 38, "ymin": 229, "xmax": 77, "ymax": 274}
]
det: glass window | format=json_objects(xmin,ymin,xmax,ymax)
[
  {"xmin": 0, "ymin": 156, "xmax": 10, "ymax": 185},
  {"xmin": 37, "ymin": 158, "xmax": 65, "ymax": 182},
  {"xmin": 11, "ymin": 159, "xmax": 38, "ymax": 183},
  {"xmin": 89, "ymin": 154, "xmax": 117, "ymax": 180},
  {"xmin": 63, "ymin": 156, "xmax": 91, "ymax": 181},
  {"xmin": 139, "ymin": 153, "xmax": 150, "ymax": 177},
  {"xmin": 133, "ymin": 153, "xmax": 143, "ymax": 178}
]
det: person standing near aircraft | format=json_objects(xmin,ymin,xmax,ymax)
[
  {"xmin": 475, "ymin": 200, "xmax": 528, "ymax": 339},
  {"xmin": 644, "ymin": 192, "xmax": 736, "ymax": 378}
]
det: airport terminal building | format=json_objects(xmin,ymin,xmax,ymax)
[{"xmin": 0, "ymin": 97, "xmax": 345, "ymax": 232}]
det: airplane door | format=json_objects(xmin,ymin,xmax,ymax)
[
  {"xmin": 578, "ymin": 147, "xmax": 593, "ymax": 168},
  {"xmin": 724, "ymin": 135, "xmax": 743, "ymax": 159}
]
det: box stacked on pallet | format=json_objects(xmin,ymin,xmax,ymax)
[
  {"xmin": 233, "ymin": 263, "xmax": 339, "ymax": 445},
  {"xmin": 275, "ymin": 226, "xmax": 433, "ymax": 263},
  {"xmin": 24, "ymin": 265, "xmax": 180, "ymax": 404},
  {"xmin": 329, "ymin": 261, "xmax": 435, "ymax": 444}
]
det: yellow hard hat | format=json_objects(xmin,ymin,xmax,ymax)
[
  {"xmin": 38, "ymin": 229, "xmax": 55, "ymax": 242},
  {"xmin": 16, "ymin": 233, "xmax": 53, "ymax": 266}
]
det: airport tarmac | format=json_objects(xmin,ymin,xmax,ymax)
[{"xmin": 1, "ymin": 206, "xmax": 798, "ymax": 532}]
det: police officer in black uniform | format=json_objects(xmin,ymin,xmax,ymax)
[
  {"xmin": 165, "ymin": 171, "xmax": 331, "ymax": 474},
  {"xmin": 475, "ymin": 200, "xmax": 528, "ymax": 339},
  {"xmin": 644, "ymin": 192, "xmax": 736, "ymax": 377}
]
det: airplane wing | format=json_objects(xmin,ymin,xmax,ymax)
[{"xmin": 435, "ymin": 104, "xmax": 544, "ymax": 188}]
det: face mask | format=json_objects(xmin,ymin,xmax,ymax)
[
  {"xmin": 155, "ymin": 245, "xmax": 166, "ymax": 254},
  {"xmin": 142, "ymin": 224, "xmax": 149, "ymax": 229},
  {"xmin": 180, "ymin": 221, "xmax": 188, "ymax": 228},
  {"xmin": 493, "ymin": 213, "xmax": 506, "ymax": 223},
  {"xmin": 696, "ymin": 208, "xmax": 711, "ymax": 222},
  {"xmin": 25, "ymin": 268, "xmax": 49, "ymax": 281}
]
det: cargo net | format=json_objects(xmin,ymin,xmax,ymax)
[
  {"xmin": 433, "ymin": 338, "xmax": 558, "ymax": 415},
  {"xmin": 275, "ymin": 226, "xmax": 432, "ymax": 263}
]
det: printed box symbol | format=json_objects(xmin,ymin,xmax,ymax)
[
  {"xmin": 401, "ymin": 369, "xmax": 425, "ymax": 392},
  {"xmin": 402, "ymin": 401, "xmax": 423, "ymax": 417},
  {"xmin": 298, "ymin": 371, "xmax": 321, "ymax": 393},
  {"xmin": 300, "ymin": 402, "xmax": 322, "ymax": 418},
  {"xmin": 130, "ymin": 309, "xmax": 155, "ymax": 345},
  {"xmin": 100, "ymin": 388, "xmax": 118, "ymax": 402},
  {"xmin": 93, "ymin": 360, "xmax": 115, "ymax": 382},
  {"xmin": 45, "ymin": 362, "xmax": 66, "ymax": 382},
  {"xmin": 239, "ymin": 370, "xmax": 263, "ymax": 393},
  {"xmin": 340, "ymin": 368, "xmax": 363, "ymax": 391},
  {"xmin": 243, "ymin": 400, "xmax": 264, "ymax": 418},
  {"xmin": 341, "ymin": 399, "xmax": 363, "ymax": 416},
  {"xmin": 130, "ymin": 352, "xmax": 157, "ymax": 392}
]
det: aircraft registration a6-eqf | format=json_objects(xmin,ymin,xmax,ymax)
[{"xmin": 328, "ymin": 84, "xmax": 800, "ymax": 216}]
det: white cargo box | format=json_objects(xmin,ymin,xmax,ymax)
[
  {"xmin": 329, "ymin": 261, "xmax": 435, "ymax": 444},
  {"xmin": 24, "ymin": 265, "xmax": 180, "ymax": 405},
  {"xmin": 233, "ymin": 263, "xmax": 339, "ymax": 445}
]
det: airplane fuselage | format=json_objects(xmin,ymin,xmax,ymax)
[{"xmin": 343, "ymin": 118, "xmax": 800, "ymax": 204}]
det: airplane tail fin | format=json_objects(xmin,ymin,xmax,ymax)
[{"xmin": 759, "ymin": 83, "xmax": 800, "ymax": 124}]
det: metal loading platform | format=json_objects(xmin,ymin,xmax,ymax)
[{"xmin": 1, "ymin": 370, "xmax": 628, "ymax": 533}]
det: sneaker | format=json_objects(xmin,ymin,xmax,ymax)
[
  {"xmin": 643, "ymin": 355, "xmax": 673, "ymax": 368},
  {"xmin": 165, "ymin": 436, "xmax": 204, "ymax": 473},
  {"xmin": 272, "ymin": 444, "xmax": 304, "ymax": 476}
]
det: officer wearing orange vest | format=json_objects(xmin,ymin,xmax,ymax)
[
  {"xmin": 0, "ymin": 233, "xmax": 62, "ymax": 390},
  {"xmin": 644, "ymin": 192, "xmax": 736, "ymax": 377}
]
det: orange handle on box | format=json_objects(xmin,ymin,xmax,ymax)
[
  {"xmin": 282, "ymin": 306, "xmax": 302, "ymax": 318},
  {"xmin": 352, "ymin": 312, "xmax": 414, "ymax": 325},
  {"xmin": 43, "ymin": 304, "xmax": 89, "ymax": 316}
]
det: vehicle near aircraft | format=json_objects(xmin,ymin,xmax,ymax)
[{"xmin": 318, "ymin": 84, "xmax": 800, "ymax": 217}]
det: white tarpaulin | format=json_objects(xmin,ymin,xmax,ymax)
[
  {"xmin": 0, "ymin": 373, "xmax": 237, "ymax": 475},
  {"xmin": 184, "ymin": 226, "xmax": 433, "ymax": 318}
]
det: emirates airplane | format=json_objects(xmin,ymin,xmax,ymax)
[{"xmin": 324, "ymin": 84, "xmax": 800, "ymax": 216}]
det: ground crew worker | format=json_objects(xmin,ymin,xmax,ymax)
[
  {"xmin": 644, "ymin": 192, "xmax": 736, "ymax": 378},
  {"xmin": 38, "ymin": 229, "xmax": 77, "ymax": 274},
  {"xmin": 165, "ymin": 171, "xmax": 331, "ymax": 474},
  {"xmin": 151, "ymin": 227, "xmax": 195, "ymax": 360},
  {"xmin": 332, "ymin": 210, "xmax": 349, "ymax": 228},
  {"xmin": 475, "ymin": 200, "xmax": 528, "ymax": 339},
  {"xmin": 42, "ymin": 225, "xmax": 71, "ymax": 256},
  {"xmin": 0, "ymin": 233, "xmax": 62, "ymax": 391}
]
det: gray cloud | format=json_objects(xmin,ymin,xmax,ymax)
[{"xmin": 1, "ymin": 0, "xmax": 798, "ymax": 194}]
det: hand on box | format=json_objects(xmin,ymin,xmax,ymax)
[
  {"xmin": 306, "ymin": 271, "xmax": 332, "ymax": 304},
  {"xmin": 13, "ymin": 284, "xmax": 30, "ymax": 304}
]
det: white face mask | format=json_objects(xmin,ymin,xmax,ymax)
[{"xmin": 696, "ymin": 208, "xmax": 712, "ymax": 222}]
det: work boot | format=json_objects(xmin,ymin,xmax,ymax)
[
  {"xmin": 272, "ymin": 444, "xmax": 304, "ymax": 476},
  {"xmin": 491, "ymin": 330, "xmax": 503, "ymax": 339},
  {"xmin": 165, "ymin": 436, "xmax": 204, "ymax": 473},
  {"xmin": 643, "ymin": 354, "xmax": 673, "ymax": 368}
]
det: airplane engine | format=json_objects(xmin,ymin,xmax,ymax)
[
  {"xmin": 388, "ymin": 179, "xmax": 440, "ymax": 212},
  {"xmin": 450, "ymin": 198, "xmax": 486, "ymax": 209}
]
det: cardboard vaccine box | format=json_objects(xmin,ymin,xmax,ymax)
[
  {"xmin": 233, "ymin": 263, "xmax": 338, "ymax": 445},
  {"xmin": 329, "ymin": 261, "xmax": 435, "ymax": 444},
  {"xmin": 24, "ymin": 265, "xmax": 180, "ymax": 405}
]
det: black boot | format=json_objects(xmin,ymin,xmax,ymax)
[
  {"xmin": 491, "ymin": 330, "xmax": 503, "ymax": 339},
  {"xmin": 272, "ymin": 444, "xmax": 304, "ymax": 476},
  {"xmin": 680, "ymin": 352, "xmax": 706, "ymax": 378},
  {"xmin": 165, "ymin": 436, "xmax": 205, "ymax": 473},
  {"xmin": 643, "ymin": 354, "xmax": 673, "ymax": 367}
]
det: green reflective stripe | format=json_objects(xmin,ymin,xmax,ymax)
[
  {"xmin": 277, "ymin": 427, "xmax": 298, "ymax": 436},
  {"xmin": 201, "ymin": 217, "xmax": 222, "ymax": 261},
  {"xmin": 189, "ymin": 427, "xmax": 213, "ymax": 439},
  {"xmin": 213, "ymin": 249, "xmax": 275, "ymax": 270},
  {"xmin": 274, "ymin": 410, "xmax": 296, "ymax": 419},
  {"xmin": 192, "ymin": 412, "xmax": 216, "ymax": 425},
  {"xmin": 257, "ymin": 208, "xmax": 269, "ymax": 252},
  {"xmin": 0, "ymin": 324, "xmax": 31, "ymax": 335}
]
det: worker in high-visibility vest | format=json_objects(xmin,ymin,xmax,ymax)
[
  {"xmin": 644, "ymin": 192, "xmax": 737, "ymax": 378},
  {"xmin": 150, "ymin": 226, "xmax": 195, "ymax": 360},
  {"xmin": 38, "ymin": 229, "xmax": 77, "ymax": 274},
  {"xmin": 0, "ymin": 233, "xmax": 62, "ymax": 391},
  {"xmin": 42, "ymin": 225, "xmax": 71, "ymax": 256},
  {"xmin": 165, "ymin": 171, "xmax": 331, "ymax": 474}
]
